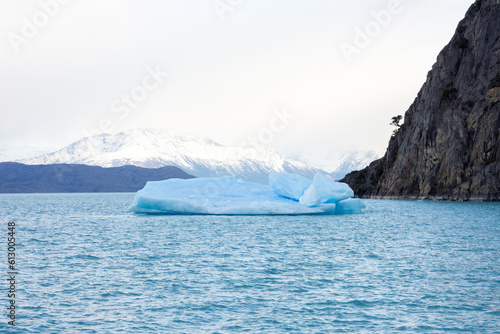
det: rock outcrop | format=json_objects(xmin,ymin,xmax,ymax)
[{"xmin": 342, "ymin": 0, "xmax": 500, "ymax": 201}]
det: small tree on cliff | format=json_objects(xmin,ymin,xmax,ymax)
[{"xmin": 390, "ymin": 115, "xmax": 402, "ymax": 138}]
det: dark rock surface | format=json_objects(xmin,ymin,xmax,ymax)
[
  {"xmin": 0, "ymin": 162, "xmax": 194, "ymax": 193},
  {"xmin": 342, "ymin": 0, "xmax": 500, "ymax": 201}
]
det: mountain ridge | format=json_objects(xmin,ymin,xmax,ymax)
[
  {"xmin": 22, "ymin": 129, "xmax": 322, "ymax": 184},
  {"xmin": 0, "ymin": 162, "xmax": 194, "ymax": 193},
  {"xmin": 301, "ymin": 150, "xmax": 383, "ymax": 180}
]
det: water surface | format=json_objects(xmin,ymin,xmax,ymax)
[{"xmin": 1, "ymin": 194, "xmax": 499, "ymax": 333}]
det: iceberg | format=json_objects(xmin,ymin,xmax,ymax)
[
  {"xmin": 312, "ymin": 173, "xmax": 354, "ymax": 203},
  {"xmin": 129, "ymin": 173, "xmax": 365, "ymax": 215},
  {"xmin": 334, "ymin": 198, "xmax": 366, "ymax": 214},
  {"xmin": 299, "ymin": 185, "xmax": 321, "ymax": 207},
  {"xmin": 269, "ymin": 172, "xmax": 311, "ymax": 200}
]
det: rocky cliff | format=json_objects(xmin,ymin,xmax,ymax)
[{"xmin": 342, "ymin": 0, "xmax": 500, "ymax": 201}]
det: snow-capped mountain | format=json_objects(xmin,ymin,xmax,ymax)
[
  {"xmin": 21, "ymin": 129, "xmax": 322, "ymax": 184},
  {"xmin": 300, "ymin": 150, "xmax": 383, "ymax": 180},
  {"xmin": 329, "ymin": 151, "xmax": 383, "ymax": 180}
]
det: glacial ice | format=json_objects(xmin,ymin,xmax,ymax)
[
  {"xmin": 312, "ymin": 173, "xmax": 354, "ymax": 203},
  {"xmin": 269, "ymin": 172, "xmax": 311, "ymax": 200},
  {"xmin": 334, "ymin": 198, "xmax": 366, "ymax": 214},
  {"xmin": 129, "ymin": 173, "xmax": 365, "ymax": 215},
  {"xmin": 299, "ymin": 185, "xmax": 321, "ymax": 207}
]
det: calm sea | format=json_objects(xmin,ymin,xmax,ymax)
[{"xmin": 0, "ymin": 193, "xmax": 499, "ymax": 333}]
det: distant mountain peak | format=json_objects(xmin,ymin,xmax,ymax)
[{"xmin": 297, "ymin": 150, "xmax": 384, "ymax": 180}]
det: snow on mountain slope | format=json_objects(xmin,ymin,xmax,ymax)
[
  {"xmin": 329, "ymin": 151, "xmax": 383, "ymax": 180},
  {"xmin": 299, "ymin": 150, "xmax": 383, "ymax": 180},
  {"xmin": 21, "ymin": 129, "xmax": 321, "ymax": 184}
]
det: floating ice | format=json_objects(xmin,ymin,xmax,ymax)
[
  {"xmin": 334, "ymin": 198, "xmax": 366, "ymax": 214},
  {"xmin": 129, "ymin": 173, "xmax": 364, "ymax": 215},
  {"xmin": 299, "ymin": 185, "xmax": 321, "ymax": 207},
  {"xmin": 269, "ymin": 172, "xmax": 311, "ymax": 200},
  {"xmin": 312, "ymin": 173, "xmax": 354, "ymax": 203}
]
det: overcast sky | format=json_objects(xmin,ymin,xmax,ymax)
[{"xmin": 0, "ymin": 0, "xmax": 474, "ymax": 162}]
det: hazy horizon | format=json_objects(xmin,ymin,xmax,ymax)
[{"xmin": 0, "ymin": 0, "xmax": 475, "ymax": 163}]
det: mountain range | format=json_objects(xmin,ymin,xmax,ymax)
[
  {"xmin": 22, "ymin": 129, "xmax": 322, "ymax": 184},
  {"xmin": 0, "ymin": 162, "xmax": 193, "ymax": 193}
]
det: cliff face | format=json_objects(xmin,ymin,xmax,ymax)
[{"xmin": 342, "ymin": 0, "xmax": 500, "ymax": 201}]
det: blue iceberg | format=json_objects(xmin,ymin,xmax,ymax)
[{"xmin": 129, "ymin": 173, "xmax": 365, "ymax": 215}]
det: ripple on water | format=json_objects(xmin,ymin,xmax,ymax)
[{"xmin": 0, "ymin": 194, "xmax": 499, "ymax": 333}]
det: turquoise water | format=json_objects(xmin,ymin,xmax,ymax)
[{"xmin": 1, "ymin": 193, "xmax": 499, "ymax": 333}]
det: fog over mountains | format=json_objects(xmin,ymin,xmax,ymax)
[{"xmin": 300, "ymin": 150, "xmax": 383, "ymax": 180}]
